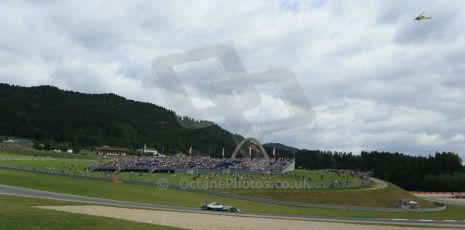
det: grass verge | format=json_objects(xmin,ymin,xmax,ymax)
[
  {"xmin": 1, "ymin": 169, "xmax": 464, "ymax": 220},
  {"xmin": 229, "ymin": 182, "xmax": 436, "ymax": 208},
  {"xmin": 0, "ymin": 194, "xmax": 181, "ymax": 229}
]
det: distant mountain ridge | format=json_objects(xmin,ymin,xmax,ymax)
[
  {"xmin": 0, "ymin": 83, "xmax": 243, "ymax": 155},
  {"xmin": 263, "ymin": 142, "xmax": 300, "ymax": 153}
]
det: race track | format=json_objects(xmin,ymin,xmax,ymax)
[
  {"xmin": 1, "ymin": 184, "xmax": 464, "ymax": 229},
  {"xmin": 37, "ymin": 205, "xmax": 455, "ymax": 230}
]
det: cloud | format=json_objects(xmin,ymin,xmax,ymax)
[{"xmin": 0, "ymin": 0, "xmax": 464, "ymax": 159}]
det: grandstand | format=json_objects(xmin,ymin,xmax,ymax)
[
  {"xmin": 88, "ymin": 138, "xmax": 295, "ymax": 174},
  {"xmin": 87, "ymin": 155, "xmax": 294, "ymax": 174}
]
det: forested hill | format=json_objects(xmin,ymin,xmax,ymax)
[{"xmin": 0, "ymin": 83, "xmax": 242, "ymax": 154}]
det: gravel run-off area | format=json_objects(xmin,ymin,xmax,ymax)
[{"xmin": 37, "ymin": 205, "xmax": 450, "ymax": 230}]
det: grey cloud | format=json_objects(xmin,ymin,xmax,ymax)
[{"xmin": 0, "ymin": 0, "xmax": 464, "ymax": 159}]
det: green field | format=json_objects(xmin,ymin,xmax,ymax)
[
  {"xmin": 0, "ymin": 150, "xmax": 439, "ymax": 209},
  {"xmin": 0, "ymin": 195, "xmax": 181, "ymax": 230},
  {"xmin": 0, "ymin": 150, "xmax": 104, "ymax": 160},
  {"xmin": 0, "ymin": 151, "xmax": 368, "ymax": 190},
  {"xmin": 0, "ymin": 158, "xmax": 96, "ymax": 169},
  {"xmin": 115, "ymin": 169, "xmax": 367, "ymax": 190},
  {"xmin": 1, "ymin": 150, "xmax": 465, "ymax": 221},
  {"xmin": 0, "ymin": 151, "xmax": 26, "ymax": 157},
  {"xmin": 1, "ymin": 168, "xmax": 465, "ymax": 220},
  {"xmin": 230, "ymin": 182, "xmax": 436, "ymax": 208}
]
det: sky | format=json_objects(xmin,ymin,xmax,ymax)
[{"xmin": 1, "ymin": 0, "xmax": 465, "ymax": 158}]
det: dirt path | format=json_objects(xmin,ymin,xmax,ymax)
[
  {"xmin": 363, "ymin": 178, "xmax": 388, "ymax": 190},
  {"xmin": 37, "ymin": 205, "xmax": 448, "ymax": 230}
]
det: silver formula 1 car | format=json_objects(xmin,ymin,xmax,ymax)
[{"xmin": 201, "ymin": 202, "xmax": 240, "ymax": 212}]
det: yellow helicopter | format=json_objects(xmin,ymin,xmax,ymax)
[{"xmin": 415, "ymin": 11, "xmax": 432, "ymax": 21}]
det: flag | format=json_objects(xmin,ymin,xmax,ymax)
[
  {"xmin": 272, "ymin": 147, "xmax": 276, "ymax": 157},
  {"xmin": 188, "ymin": 146, "xmax": 192, "ymax": 155},
  {"xmin": 222, "ymin": 147, "xmax": 225, "ymax": 158}
]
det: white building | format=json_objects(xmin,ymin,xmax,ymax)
[
  {"xmin": 138, "ymin": 144, "xmax": 162, "ymax": 156},
  {"xmin": 2, "ymin": 138, "xmax": 33, "ymax": 147}
]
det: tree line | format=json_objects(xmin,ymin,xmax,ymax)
[{"xmin": 294, "ymin": 149, "xmax": 465, "ymax": 191}]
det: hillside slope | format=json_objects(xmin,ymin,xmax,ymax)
[{"xmin": 0, "ymin": 84, "xmax": 242, "ymax": 154}]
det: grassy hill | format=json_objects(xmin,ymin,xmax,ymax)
[{"xmin": 0, "ymin": 84, "xmax": 242, "ymax": 155}]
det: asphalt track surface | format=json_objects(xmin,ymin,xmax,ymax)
[{"xmin": 1, "ymin": 184, "xmax": 465, "ymax": 228}]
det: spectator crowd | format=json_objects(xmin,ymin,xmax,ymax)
[{"xmin": 87, "ymin": 154, "xmax": 292, "ymax": 172}]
